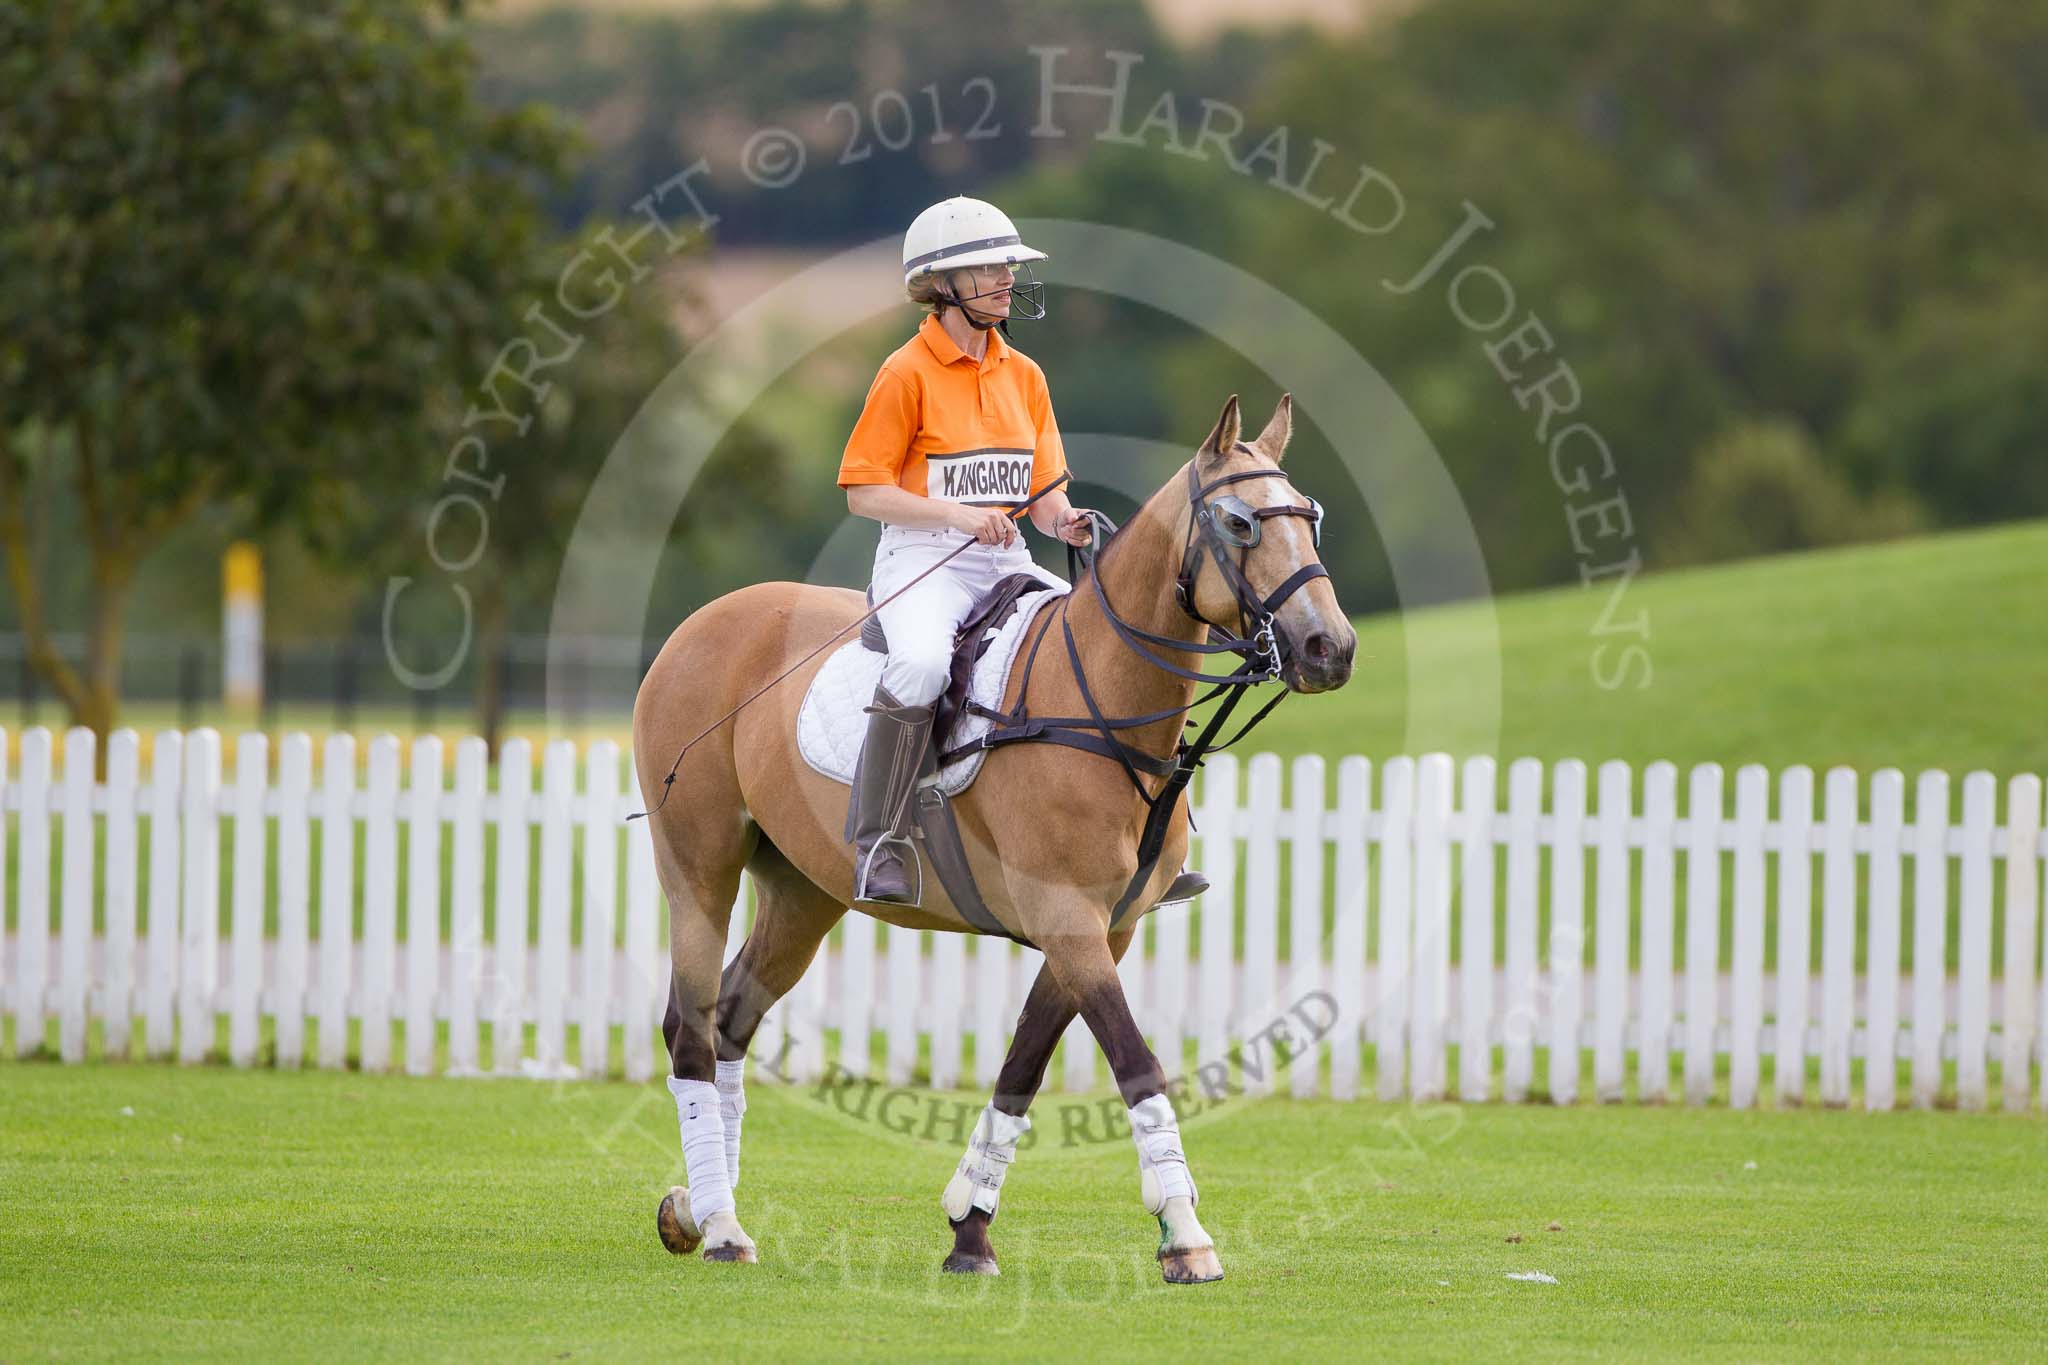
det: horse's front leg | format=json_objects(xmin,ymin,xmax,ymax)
[
  {"xmin": 937, "ymin": 928, "xmax": 1133, "ymax": 1276},
  {"xmin": 940, "ymin": 923, "xmax": 1219, "ymax": 1285},
  {"xmin": 1037, "ymin": 926, "xmax": 1221, "ymax": 1285}
]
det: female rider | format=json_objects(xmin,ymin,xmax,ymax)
[{"xmin": 837, "ymin": 196, "xmax": 1093, "ymax": 904}]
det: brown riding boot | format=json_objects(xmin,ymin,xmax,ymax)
[{"xmin": 850, "ymin": 683, "xmax": 937, "ymax": 905}]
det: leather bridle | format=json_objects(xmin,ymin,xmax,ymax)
[
  {"xmin": 947, "ymin": 443, "xmax": 1335, "ymax": 925},
  {"xmin": 1171, "ymin": 442, "xmax": 1330, "ymax": 677}
]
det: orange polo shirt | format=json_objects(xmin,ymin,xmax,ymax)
[{"xmin": 838, "ymin": 314, "xmax": 1067, "ymax": 516}]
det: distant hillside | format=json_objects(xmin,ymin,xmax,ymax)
[
  {"xmin": 481, "ymin": 0, "xmax": 1402, "ymax": 40},
  {"xmin": 1249, "ymin": 520, "xmax": 2047, "ymax": 781}
]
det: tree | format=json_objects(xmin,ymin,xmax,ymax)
[{"xmin": 0, "ymin": 0, "xmax": 573, "ymax": 740}]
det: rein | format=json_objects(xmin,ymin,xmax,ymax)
[{"xmin": 949, "ymin": 446, "xmax": 1329, "ymax": 923}]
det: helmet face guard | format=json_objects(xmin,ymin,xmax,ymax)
[{"xmin": 929, "ymin": 262, "xmax": 1046, "ymax": 329}]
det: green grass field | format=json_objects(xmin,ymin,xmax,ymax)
[{"xmin": 4, "ymin": 1063, "xmax": 2045, "ymax": 1360}]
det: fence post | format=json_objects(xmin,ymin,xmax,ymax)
[
  {"xmin": 623, "ymin": 801, "xmax": 662, "ymax": 1085},
  {"xmin": 406, "ymin": 736, "xmax": 446, "ymax": 1078},
  {"xmin": 1819, "ymin": 767, "xmax": 1859, "ymax": 1105},
  {"xmin": 448, "ymin": 738, "xmax": 488, "ymax": 1076},
  {"xmin": 1682, "ymin": 764, "xmax": 1724, "ymax": 1106},
  {"xmin": 972, "ymin": 933, "xmax": 1010, "ymax": 1092},
  {"xmin": 932, "ymin": 920, "xmax": 965, "ymax": 1092},
  {"xmin": 58, "ymin": 727, "xmax": 96, "ymax": 1063},
  {"xmin": 275, "ymin": 733, "xmax": 313, "ymax": 1069},
  {"xmin": 1288, "ymin": 753, "xmax": 1326, "ymax": 1100},
  {"xmin": 577, "ymin": 741, "xmax": 619, "ymax": 1079},
  {"xmin": 14, "ymin": 727, "xmax": 51, "ymax": 1058},
  {"xmin": 178, "ymin": 729, "xmax": 222, "ymax": 1065},
  {"xmin": 1241, "ymin": 754, "xmax": 1282, "ymax": 1096},
  {"xmin": 2001, "ymin": 775, "xmax": 2041, "ymax": 1112},
  {"xmin": 1376, "ymin": 756, "xmax": 1416, "ymax": 1101},
  {"xmin": 1502, "ymin": 758, "xmax": 1543, "ymax": 1103},
  {"xmin": 838, "ymin": 898, "xmax": 875, "ymax": 1079},
  {"xmin": 887, "ymin": 922, "xmax": 921, "ymax": 1088},
  {"xmin": 1197, "ymin": 754, "xmax": 1238, "ymax": 1086},
  {"xmin": 1410, "ymin": 754, "xmax": 1453, "ymax": 1102},
  {"xmin": 1956, "ymin": 772, "xmax": 1996, "ymax": 1110},
  {"xmin": 359, "ymin": 736, "xmax": 401, "ymax": 1073},
  {"xmin": 1639, "ymin": 762, "xmax": 1679, "ymax": 1101},
  {"xmin": 1593, "ymin": 760, "xmax": 1632, "ymax": 1102},
  {"xmin": 104, "ymin": 730, "xmax": 142, "ymax": 1061},
  {"xmin": 535, "ymin": 739, "xmax": 576, "ymax": 1078},
  {"xmin": 1909, "ymin": 770, "xmax": 1950, "ymax": 1108},
  {"xmin": 1728, "ymin": 765, "xmax": 1769, "ymax": 1108},
  {"xmin": 1774, "ymin": 766, "xmax": 1814, "ymax": 1106},
  {"xmin": 1547, "ymin": 759, "xmax": 1587, "ymax": 1105},
  {"xmin": 1330, "ymin": 756, "xmax": 1372, "ymax": 1101},
  {"xmin": 228, "ymin": 732, "xmax": 268, "ymax": 1067},
  {"xmin": 492, "ymin": 739, "xmax": 533, "ymax": 1077},
  {"xmin": 316, "ymin": 733, "xmax": 356, "ymax": 1070},
  {"xmin": 1457, "ymin": 756, "xmax": 1496, "ymax": 1103},
  {"xmin": 1152, "ymin": 850, "xmax": 1192, "ymax": 1076},
  {"xmin": 1863, "ymin": 770, "xmax": 1905, "ymax": 1112},
  {"xmin": 144, "ymin": 731, "xmax": 185, "ymax": 1060}
]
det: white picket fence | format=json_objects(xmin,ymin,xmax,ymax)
[{"xmin": 2, "ymin": 726, "xmax": 2044, "ymax": 1111}]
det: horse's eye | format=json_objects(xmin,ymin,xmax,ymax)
[{"xmin": 1221, "ymin": 512, "xmax": 1253, "ymax": 540}]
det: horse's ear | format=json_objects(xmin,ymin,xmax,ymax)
[
  {"xmin": 1198, "ymin": 394, "xmax": 1242, "ymax": 467},
  {"xmin": 1251, "ymin": 393, "xmax": 1293, "ymax": 464}
]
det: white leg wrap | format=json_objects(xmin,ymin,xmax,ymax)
[
  {"xmin": 941, "ymin": 1105, "xmax": 1031, "ymax": 1222},
  {"xmin": 1129, "ymin": 1093, "xmax": 1197, "ymax": 1215},
  {"xmin": 715, "ymin": 1058, "xmax": 746, "ymax": 1190},
  {"xmin": 669, "ymin": 1076, "xmax": 734, "ymax": 1227}
]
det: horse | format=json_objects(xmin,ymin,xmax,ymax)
[{"xmin": 631, "ymin": 392, "xmax": 1357, "ymax": 1282}]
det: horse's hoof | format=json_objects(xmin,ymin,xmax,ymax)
[
  {"xmin": 1159, "ymin": 1244, "xmax": 1224, "ymax": 1284},
  {"xmin": 656, "ymin": 1186, "xmax": 702, "ymax": 1255},
  {"xmin": 941, "ymin": 1251, "xmax": 1000, "ymax": 1276},
  {"xmin": 699, "ymin": 1210, "xmax": 757, "ymax": 1264},
  {"xmin": 703, "ymin": 1242, "xmax": 759, "ymax": 1264},
  {"xmin": 942, "ymin": 1209, "xmax": 998, "ymax": 1275}
]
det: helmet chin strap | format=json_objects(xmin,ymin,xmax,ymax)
[
  {"xmin": 928, "ymin": 263, "xmax": 1045, "ymax": 334},
  {"xmin": 931, "ymin": 285, "xmax": 1007, "ymax": 332}
]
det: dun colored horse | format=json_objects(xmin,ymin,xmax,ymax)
[{"xmin": 632, "ymin": 393, "xmax": 1357, "ymax": 1281}]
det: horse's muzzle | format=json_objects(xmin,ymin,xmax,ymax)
[{"xmin": 1281, "ymin": 624, "xmax": 1356, "ymax": 693}]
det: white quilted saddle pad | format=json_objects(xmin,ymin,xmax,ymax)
[{"xmin": 798, "ymin": 582, "xmax": 1070, "ymax": 797}]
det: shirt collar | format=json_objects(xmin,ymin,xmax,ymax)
[{"xmin": 918, "ymin": 312, "xmax": 1007, "ymax": 369}]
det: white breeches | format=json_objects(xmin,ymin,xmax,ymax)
[{"xmin": 868, "ymin": 522, "xmax": 1064, "ymax": 706}]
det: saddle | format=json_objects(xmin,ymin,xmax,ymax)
[
  {"xmin": 849, "ymin": 570, "xmax": 1207, "ymax": 942},
  {"xmin": 862, "ymin": 570, "xmax": 1053, "ymax": 751}
]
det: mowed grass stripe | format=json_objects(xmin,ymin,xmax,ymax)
[{"xmin": 3, "ymin": 1064, "xmax": 2045, "ymax": 1359}]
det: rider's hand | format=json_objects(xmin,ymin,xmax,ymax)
[
  {"xmin": 954, "ymin": 503, "xmax": 1018, "ymax": 547},
  {"xmin": 1054, "ymin": 507, "xmax": 1095, "ymax": 547}
]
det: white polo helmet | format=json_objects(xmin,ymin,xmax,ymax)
[{"xmin": 901, "ymin": 196, "xmax": 1048, "ymax": 285}]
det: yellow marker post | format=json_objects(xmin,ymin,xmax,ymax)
[{"xmin": 223, "ymin": 542, "xmax": 264, "ymax": 712}]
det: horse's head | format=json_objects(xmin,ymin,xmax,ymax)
[{"xmin": 1176, "ymin": 394, "xmax": 1357, "ymax": 693}]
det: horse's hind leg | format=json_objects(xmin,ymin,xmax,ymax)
[
  {"xmin": 940, "ymin": 927, "xmax": 1134, "ymax": 1277},
  {"xmin": 650, "ymin": 794, "xmax": 760, "ymax": 1264}
]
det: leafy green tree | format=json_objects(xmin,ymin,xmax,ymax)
[
  {"xmin": 0, "ymin": 0, "xmax": 572, "ymax": 740},
  {"xmin": 1004, "ymin": 0, "xmax": 2048, "ymax": 598}
]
